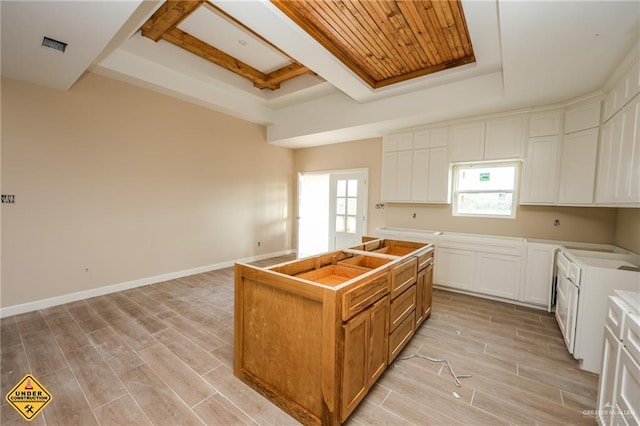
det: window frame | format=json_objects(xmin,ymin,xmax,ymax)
[{"xmin": 452, "ymin": 161, "xmax": 520, "ymax": 219}]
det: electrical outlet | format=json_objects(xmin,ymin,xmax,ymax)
[
  {"xmin": 412, "ymin": 213, "xmax": 417, "ymax": 219},
  {"xmin": 257, "ymin": 242, "xmax": 261, "ymax": 247},
  {"xmin": 1, "ymin": 195, "xmax": 15, "ymax": 203},
  {"xmin": 554, "ymin": 219, "xmax": 560, "ymax": 227}
]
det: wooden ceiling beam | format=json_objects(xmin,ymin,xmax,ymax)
[
  {"xmin": 141, "ymin": 0, "xmax": 204, "ymax": 42},
  {"xmin": 263, "ymin": 63, "xmax": 311, "ymax": 90},
  {"xmin": 162, "ymin": 28, "xmax": 270, "ymax": 88}
]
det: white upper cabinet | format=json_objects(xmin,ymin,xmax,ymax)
[
  {"xmin": 381, "ymin": 127, "xmax": 449, "ymax": 203},
  {"xmin": 528, "ymin": 110, "xmax": 563, "ymax": 137},
  {"xmin": 450, "ymin": 115, "xmax": 524, "ymax": 162},
  {"xmin": 564, "ymin": 98, "xmax": 602, "ymax": 134},
  {"xmin": 450, "ymin": 122, "xmax": 485, "ymax": 162},
  {"xmin": 557, "ymin": 128, "xmax": 599, "ymax": 205},
  {"xmin": 520, "ymin": 135, "xmax": 561, "ymax": 204},
  {"xmin": 381, "ymin": 132, "xmax": 413, "ymax": 202},
  {"xmin": 484, "ymin": 115, "xmax": 525, "ymax": 160},
  {"xmin": 610, "ymin": 97, "xmax": 640, "ymax": 205},
  {"xmin": 603, "ymin": 60, "xmax": 640, "ymax": 122},
  {"xmin": 596, "ymin": 51, "xmax": 640, "ymax": 207}
]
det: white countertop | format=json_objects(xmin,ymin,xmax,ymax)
[{"xmin": 613, "ymin": 290, "xmax": 640, "ymax": 314}]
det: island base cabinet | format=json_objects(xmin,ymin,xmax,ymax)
[
  {"xmin": 234, "ymin": 264, "xmax": 327, "ymax": 425},
  {"xmin": 388, "ymin": 311, "xmax": 416, "ymax": 363},
  {"xmin": 341, "ymin": 296, "xmax": 389, "ymax": 422},
  {"xmin": 235, "ymin": 239, "xmax": 433, "ymax": 425},
  {"xmin": 416, "ymin": 262, "xmax": 434, "ymax": 326}
]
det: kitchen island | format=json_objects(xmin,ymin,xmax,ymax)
[{"xmin": 234, "ymin": 238, "xmax": 433, "ymax": 425}]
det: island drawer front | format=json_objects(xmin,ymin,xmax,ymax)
[
  {"xmin": 416, "ymin": 250, "xmax": 434, "ymax": 271},
  {"xmin": 390, "ymin": 258, "xmax": 418, "ymax": 299},
  {"xmin": 389, "ymin": 285, "xmax": 416, "ymax": 332},
  {"xmin": 342, "ymin": 272, "xmax": 389, "ymax": 321},
  {"xmin": 388, "ymin": 311, "xmax": 416, "ymax": 363}
]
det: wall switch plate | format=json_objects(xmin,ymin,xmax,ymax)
[{"xmin": 1, "ymin": 195, "xmax": 15, "ymax": 203}]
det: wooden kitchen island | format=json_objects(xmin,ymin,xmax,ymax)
[{"xmin": 234, "ymin": 238, "xmax": 433, "ymax": 425}]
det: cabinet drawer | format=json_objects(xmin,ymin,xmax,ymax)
[
  {"xmin": 389, "ymin": 285, "xmax": 416, "ymax": 332},
  {"xmin": 622, "ymin": 313, "xmax": 640, "ymax": 364},
  {"xmin": 388, "ymin": 311, "xmax": 416, "ymax": 363},
  {"xmin": 606, "ymin": 296, "xmax": 626, "ymax": 339},
  {"xmin": 415, "ymin": 249, "xmax": 434, "ymax": 271},
  {"xmin": 390, "ymin": 258, "xmax": 417, "ymax": 299},
  {"xmin": 342, "ymin": 272, "xmax": 389, "ymax": 321}
]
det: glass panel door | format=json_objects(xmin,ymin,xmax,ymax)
[{"xmin": 329, "ymin": 171, "xmax": 367, "ymax": 250}]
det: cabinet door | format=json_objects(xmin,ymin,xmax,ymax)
[
  {"xmin": 434, "ymin": 248, "xmax": 475, "ymax": 291},
  {"xmin": 522, "ymin": 243, "xmax": 556, "ymax": 308},
  {"xmin": 596, "ymin": 119, "xmax": 617, "ymax": 204},
  {"xmin": 450, "ymin": 122, "xmax": 485, "ymax": 162},
  {"xmin": 475, "ymin": 253, "xmax": 521, "ymax": 300},
  {"xmin": 564, "ymin": 99, "xmax": 601, "ymax": 134},
  {"xmin": 529, "ymin": 110, "xmax": 562, "ymax": 137},
  {"xmin": 558, "ymin": 128, "xmax": 599, "ymax": 205},
  {"xmin": 614, "ymin": 348, "xmax": 640, "ymax": 426},
  {"xmin": 427, "ymin": 147, "xmax": 450, "ymax": 203},
  {"xmin": 430, "ymin": 127, "xmax": 449, "ymax": 148},
  {"xmin": 381, "ymin": 152, "xmax": 398, "ymax": 201},
  {"xmin": 423, "ymin": 262, "xmax": 433, "ymax": 320},
  {"xmin": 396, "ymin": 150, "xmax": 413, "ymax": 201},
  {"xmin": 597, "ymin": 326, "xmax": 620, "ymax": 426},
  {"xmin": 614, "ymin": 98, "xmax": 640, "ymax": 204},
  {"xmin": 341, "ymin": 311, "xmax": 369, "ymax": 421},
  {"xmin": 411, "ymin": 149, "xmax": 430, "ymax": 202},
  {"xmin": 520, "ymin": 136, "xmax": 560, "ymax": 204},
  {"xmin": 415, "ymin": 268, "xmax": 426, "ymax": 326},
  {"xmin": 484, "ymin": 116, "xmax": 524, "ymax": 160},
  {"xmin": 368, "ymin": 296, "xmax": 389, "ymax": 386},
  {"xmin": 413, "ymin": 129, "xmax": 430, "ymax": 149}
]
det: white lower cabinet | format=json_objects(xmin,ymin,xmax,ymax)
[
  {"xmin": 475, "ymin": 253, "xmax": 521, "ymax": 300},
  {"xmin": 597, "ymin": 296, "xmax": 640, "ymax": 426},
  {"xmin": 434, "ymin": 248, "xmax": 475, "ymax": 291},
  {"xmin": 521, "ymin": 242, "xmax": 557, "ymax": 309},
  {"xmin": 435, "ymin": 236, "xmax": 524, "ymax": 302}
]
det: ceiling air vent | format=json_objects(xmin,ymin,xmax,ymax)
[{"xmin": 41, "ymin": 36, "xmax": 67, "ymax": 53}]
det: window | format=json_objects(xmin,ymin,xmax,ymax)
[
  {"xmin": 452, "ymin": 162, "xmax": 519, "ymax": 218},
  {"xmin": 335, "ymin": 179, "xmax": 358, "ymax": 233}
]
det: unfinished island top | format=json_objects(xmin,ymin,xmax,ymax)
[{"xmin": 234, "ymin": 238, "xmax": 434, "ymax": 425}]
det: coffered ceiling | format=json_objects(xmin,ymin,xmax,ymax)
[
  {"xmin": 1, "ymin": 1, "xmax": 639, "ymax": 148},
  {"xmin": 140, "ymin": 1, "xmax": 312, "ymax": 90},
  {"xmin": 138, "ymin": 0, "xmax": 474, "ymax": 91}
]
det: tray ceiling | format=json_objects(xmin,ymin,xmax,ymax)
[
  {"xmin": 273, "ymin": 0, "xmax": 475, "ymax": 89},
  {"xmin": 141, "ymin": 0, "xmax": 312, "ymax": 90},
  {"xmin": 139, "ymin": 0, "xmax": 474, "ymax": 91}
]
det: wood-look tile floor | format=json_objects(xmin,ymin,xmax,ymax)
[{"xmin": 1, "ymin": 255, "xmax": 598, "ymax": 425}]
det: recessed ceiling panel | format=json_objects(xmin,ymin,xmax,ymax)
[
  {"xmin": 178, "ymin": 4, "xmax": 291, "ymax": 73},
  {"xmin": 272, "ymin": 0, "xmax": 476, "ymax": 88}
]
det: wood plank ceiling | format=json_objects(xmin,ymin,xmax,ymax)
[
  {"xmin": 273, "ymin": 0, "xmax": 475, "ymax": 89},
  {"xmin": 140, "ymin": 0, "xmax": 475, "ymax": 91}
]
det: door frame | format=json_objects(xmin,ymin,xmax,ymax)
[{"xmin": 297, "ymin": 168, "xmax": 369, "ymax": 256}]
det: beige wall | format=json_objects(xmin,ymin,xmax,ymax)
[
  {"xmin": 1, "ymin": 74, "xmax": 294, "ymax": 308},
  {"xmin": 295, "ymin": 138, "xmax": 621, "ymax": 245},
  {"xmin": 615, "ymin": 208, "xmax": 640, "ymax": 253}
]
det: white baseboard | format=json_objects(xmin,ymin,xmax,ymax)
[{"xmin": 0, "ymin": 249, "xmax": 295, "ymax": 319}]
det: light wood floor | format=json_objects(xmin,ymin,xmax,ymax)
[{"xmin": 1, "ymin": 255, "xmax": 598, "ymax": 425}]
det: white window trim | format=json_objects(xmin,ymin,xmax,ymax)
[{"xmin": 452, "ymin": 161, "xmax": 520, "ymax": 219}]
